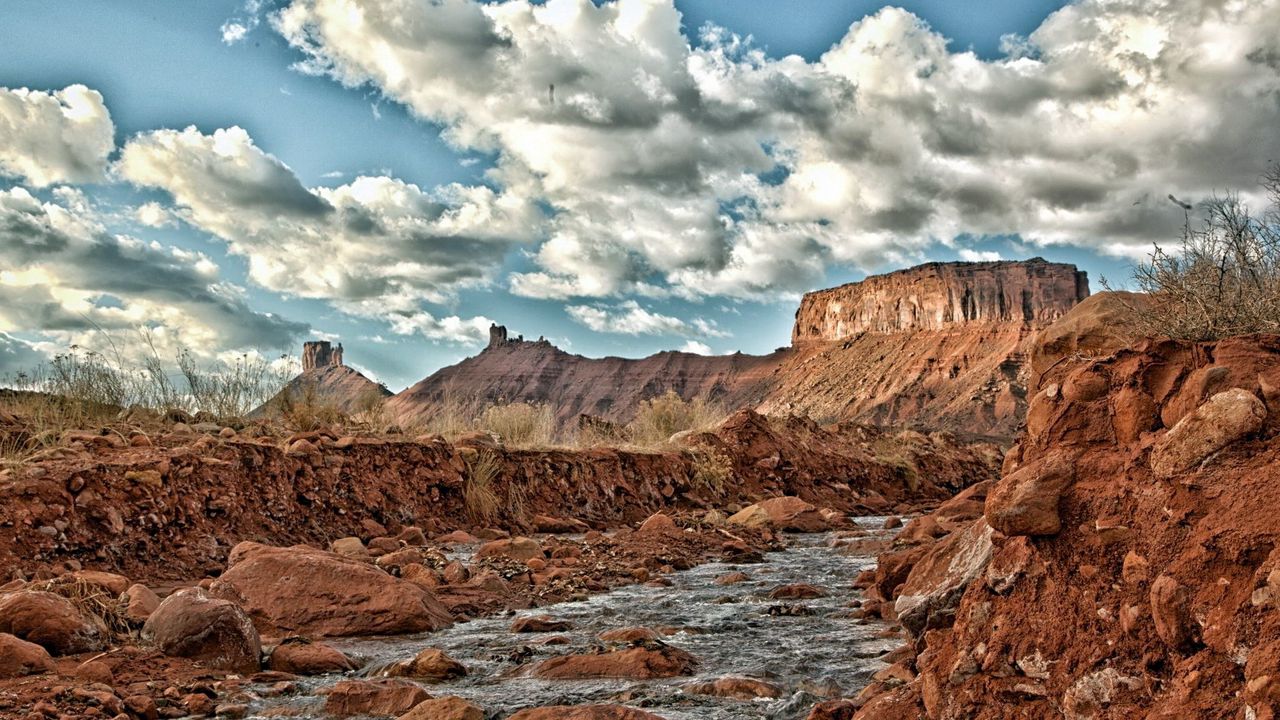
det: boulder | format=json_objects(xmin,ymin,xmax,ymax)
[
  {"xmin": 598, "ymin": 627, "xmax": 661, "ymax": 644},
  {"xmin": 330, "ymin": 537, "xmax": 370, "ymax": 558},
  {"xmin": 511, "ymin": 615, "xmax": 572, "ymax": 633},
  {"xmin": 533, "ymin": 644, "xmax": 698, "ymax": 679},
  {"xmin": 893, "ymin": 520, "xmax": 995, "ymax": 637},
  {"xmin": 323, "ymin": 679, "xmax": 430, "ymax": 718},
  {"xmin": 637, "ymin": 513, "xmax": 678, "ymax": 534},
  {"xmin": 268, "ymin": 639, "xmax": 356, "ymax": 675},
  {"xmin": 0, "ymin": 632, "xmax": 55, "ymax": 678},
  {"xmin": 769, "ymin": 584, "xmax": 827, "ymax": 600},
  {"xmin": 532, "ymin": 515, "xmax": 590, "ymax": 534},
  {"xmin": 757, "ymin": 496, "xmax": 829, "ymax": 532},
  {"xmin": 120, "ymin": 583, "xmax": 160, "ymax": 625},
  {"xmin": 1150, "ymin": 388, "xmax": 1266, "ymax": 478},
  {"xmin": 475, "ymin": 537, "xmax": 544, "ymax": 562},
  {"xmin": 984, "ymin": 452, "xmax": 1076, "ymax": 537},
  {"xmin": 210, "ymin": 542, "xmax": 453, "ymax": 637},
  {"xmin": 0, "ymin": 590, "xmax": 108, "ymax": 655},
  {"xmin": 384, "ymin": 648, "xmax": 467, "ymax": 681},
  {"xmin": 69, "ymin": 570, "xmax": 131, "ymax": 596},
  {"xmin": 508, "ymin": 706, "xmax": 665, "ymax": 720},
  {"xmin": 397, "ymin": 696, "xmax": 484, "ymax": 720},
  {"xmin": 142, "ymin": 587, "xmax": 261, "ymax": 674},
  {"xmin": 683, "ymin": 676, "xmax": 783, "ymax": 699},
  {"xmin": 727, "ymin": 504, "xmax": 771, "ymax": 528},
  {"xmin": 1150, "ymin": 575, "xmax": 1194, "ymax": 650}
]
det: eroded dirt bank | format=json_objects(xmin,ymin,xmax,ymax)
[{"xmin": 845, "ymin": 334, "xmax": 1280, "ymax": 719}]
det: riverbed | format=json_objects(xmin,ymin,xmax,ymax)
[{"xmin": 249, "ymin": 517, "xmax": 898, "ymax": 719}]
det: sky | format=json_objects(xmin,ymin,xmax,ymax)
[{"xmin": 1, "ymin": 0, "xmax": 1278, "ymax": 389}]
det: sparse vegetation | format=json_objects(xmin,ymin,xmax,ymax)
[
  {"xmin": 274, "ymin": 382, "xmax": 347, "ymax": 432},
  {"xmin": 463, "ymin": 450, "xmax": 502, "ymax": 524},
  {"xmin": 476, "ymin": 402, "xmax": 556, "ymax": 447},
  {"xmin": 625, "ymin": 391, "xmax": 725, "ymax": 448},
  {"xmin": 689, "ymin": 447, "xmax": 733, "ymax": 496},
  {"xmin": 1107, "ymin": 171, "xmax": 1280, "ymax": 341}
]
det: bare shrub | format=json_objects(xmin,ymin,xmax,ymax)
[
  {"xmin": 1107, "ymin": 172, "xmax": 1280, "ymax": 341},
  {"xmin": 417, "ymin": 387, "xmax": 484, "ymax": 439},
  {"xmin": 351, "ymin": 386, "xmax": 392, "ymax": 430},
  {"xmin": 477, "ymin": 402, "xmax": 556, "ymax": 447},
  {"xmin": 689, "ymin": 447, "xmax": 733, "ymax": 496},
  {"xmin": 463, "ymin": 450, "xmax": 502, "ymax": 524},
  {"xmin": 275, "ymin": 382, "xmax": 347, "ymax": 432},
  {"xmin": 626, "ymin": 391, "xmax": 725, "ymax": 448}
]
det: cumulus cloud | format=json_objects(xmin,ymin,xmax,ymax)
[
  {"xmin": 566, "ymin": 300, "xmax": 728, "ymax": 338},
  {"xmin": 679, "ymin": 339, "xmax": 712, "ymax": 355},
  {"xmin": 0, "ymin": 186, "xmax": 307, "ymax": 359},
  {"xmin": 272, "ymin": 0, "xmax": 1280, "ymax": 299},
  {"xmin": 0, "ymin": 85, "xmax": 115, "ymax": 187},
  {"xmin": 117, "ymin": 125, "xmax": 541, "ymax": 331},
  {"xmin": 959, "ymin": 249, "xmax": 1002, "ymax": 262}
]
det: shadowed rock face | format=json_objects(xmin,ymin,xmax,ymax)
[
  {"xmin": 792, "ymin": 258, "xmax": 1088, "ymax": 342},
  {"xmin": 302, "ymin": 341, "xmax": 344, "ymax": 371}
]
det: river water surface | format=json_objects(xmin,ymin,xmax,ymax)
[{"xmin": 250, "ymin": 517, "xmax": 898, "ymax": 719}]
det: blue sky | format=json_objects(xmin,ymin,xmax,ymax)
[{"xmin": 2, "ymin": 0, "xmax": 1276, "ymax": 388}]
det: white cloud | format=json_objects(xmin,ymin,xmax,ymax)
[
  {"xmin": 134, "ymin": 201, "xmax": 175, "ymax": 228},
  {"xmin": 566, "ymin": 300, "xmax": 728, "ymax": 338},
  {"xmin": 272, "ymin": 0, "xmax": 1280, "ymax": 300},
  {"xmin": 959, "ymin": 249, "xmax": 1002, "ymax": 262},
  {"xmin": 0, "ymin": 85, "xmax": 115, "ymax": 187},
  {"xmin": 117, "ymin": 125, "xmax": 543, "ymax": 324},
  {"xmin": 679, "ymin": 339, "xmax": 712, "ymax": 355},
  {"xmin": 0, "ymin": 332, "xmax": 49, "ymax": 376},
  {"xmin": 221, "ymin": 22, "xmax": 250, "ymax": 44}
]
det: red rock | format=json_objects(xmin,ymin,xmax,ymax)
[
  {"xmin": 532, "ymin": 515, "xmax": 590, "ymax": 534},
  {"xmin": 598, "ymin": 627, "xmax": 661, "ymax": 644},
  {"xmin": 369, "ymin": 537, "xmax": 403, "ymax": 555},
  {"xmin": 757, "ymin": 496, "xmax": 829, "ymax": 532},
  {"xmin": 0, "ymin": 632, "xmax": 54, "ymax": 678},
  {"xmin": 120, "ymin": 583, "xmax": 160, "ymax": 625},
  {"xmin": 0, "ymin": 590, "xmax": 108, "ymax": 655},
  {"xmin": 397, "ymin": 696, "xmax": 484, "ymax": 720},
  {"xmin": 384, "ymin": 648, "xmax": 467, "ymax": 681},
  {"xmin": 511, "ymin": 615, "xmax": 572, "ymax": 633},
  {"xmin": 807, "ymin": 699, "xmax": 858, "ymax": 720},
  {"xmin": 210, "ymin": 542, "xmax": 453, "ymax": 637},
  {"xmin": 683, "ymin": 676, "xmax": 783, "ymax": 699},
  {"xmin": 984, "ymin": 451, "xmax": 1076, "ymax": 536},
  {"xmin": 714, "ymin": 572, "xmax": 749, "ymax": 585},
  {"xmin": 475, "ymin": 537, "xmax": 543, "ymax": 562},
  {"xmin": 1150, "ymin": 388, "xmax": 1266, "ymax": 478},
  {"xmin": 769, "ymin": 583, "xmax": 827, "ymax": 599},
  {"xmin": 507, "ymin": 705, "xmax": 666, "ymax": 720},
  {"xmin": 72, "ymin": 658, "xmax": 114, "ymax": 684},
  {"xmin": 637, "ymin": 513, "xmax": 678, "ymax": 534},
  {"xmin": 142, "ymin": 587, "xmax": 261, "ymax": 674},
  {"xmin": 322, "ymin": 679, "xmax": 430, "ymax": 717},
  {"xmin": 330, "ymin": 537, "xmax": 370, "ymax": 558},
  {"xmin": 1150, "ymin": 575, "xmax": 1194, "ymax": 650},
  {"xmin": 395, "ymin": 527, "xmax": 428, "ymax": 546},
  {"xmin": 533, "ymin": 644, "xmax": 698, "ymax": 679},
  {"xmin": 268, "ymin": 639, "xmax": 355, "ymax": 675},
  {"xmin": 68, "ymin": 570, "xmax": 131, "ymax": 596},
  {"xmin": 436, "ymin": 530, "xmax": 481, "ymax": 545},
  {"xmin": 893, "ymin": 519, "xmax": 994, "ymax": 636}
]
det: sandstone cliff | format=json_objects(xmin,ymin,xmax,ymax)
[{"xmin": 385, "ymin": 259, "xmax": 1090, "ymax": 439}]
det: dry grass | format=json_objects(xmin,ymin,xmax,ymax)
[
  {"xmin": 625, "ymin": 391, "xmax": 725, "ymax": 448},
  {"xmin": 689, "ymin": 447, "xmax": 733, "ymax": 496},
  {"xmin": 274, "ymin": 382, "xmax": 347, "ymax": 432},
  {"xmin": 463, "ymin": 450, "xmax": 502, "ymax": 524},
  {"xmin": 477, "ymin": 402, "xmax": 556, "ymax": 447},
  {"xmin": 1104, "ymin": 171, "xmax": 1280, "ymax": 341},
  {"xmin": 28, "ymin": 576, "xmax": 131, "ymax": 636}
]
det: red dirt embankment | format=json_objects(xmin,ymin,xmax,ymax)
[
  {"xmin": 0, "ymin": 409, "xmax": 997, "ymax": 583},
  {"xmin": 847, "ymin": 332, "xmax": 1280, "ymax": 719}
]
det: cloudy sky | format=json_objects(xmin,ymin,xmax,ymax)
[{"xmin": 2, "ymin": 0, "xmax": 1278, "ymax": 389}]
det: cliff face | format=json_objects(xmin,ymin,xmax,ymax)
[
  {"xmin": 793, "ymin": 258, "xmax": 1088, "ymax": 342},
  {"xmin": 388, "ymin": 259, "xmax": 1090, "ymax": 439},
  {"xmin": 302, "ymin": 340, "xmax": 344, "ymax": 371}
]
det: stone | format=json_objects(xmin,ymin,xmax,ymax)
[
  {"xmin": 894, "ymin": 520, "xmax": 995, "ymax": 637},
  {"xmin": 142, "ymin": 587, "xmax": 261, "ymax": 674},
  {"xmin": 268, "ymin": 639, "xmax": 356, "ymax": 675},
  {"xmin": 637, "ymin": 513, "xmax": 678, "ymax": 534},
  {"xmin": 727, "ymin": 504, "xmax": 771, "ymax": 528},
  {"xmin": 475, "ymin": 537, "xmax": 544, "ymax": 562},
  {"xmin": 984, "ymin": 451, "xmax": 1076, "ymax": 537},
  {"xmin": 120, "ymin": 583, "xmax": 160, "ymax": 625},
  {"xmin": 507, "ymin": 705, "xmax": 666, "ymax": 720},
  {"xmin": 682, "ymin": 676, "xmax": 783, "ymax": 700},
  {"xmin": 210, "ymin": 542, "xmax": 453, "ymax": 637},
  {"xmin": 714, "ymin": 572, "xmax": 749, "ymax": 585},
  {"xmin": 397, "ymin": 696, "xmax": 485, "ymax": 720},
  {"xmin": 756, "ymin": 496, "xmax": 829, "ymax": 532},
  {"xmin": 598, "ymin": 627, "xmax": 661, "ymax": 644},
  {"xmin": 0, "ymin": 632, "xmax": 55, "ymax": 678},
  {"xmin": 1061, "ymin": 668, "xmax": 1143, "ymax": 720},
  {"xmin": 0, "ymin": 590, "xmax": 108, "ymax": 655},
  {"xmin": 384, "ymin": 648, "xmax": 467, "ymax": 681},
  {"xmin": 532, "ymin": 515, "xmax": 590, "ymax": 534},
  {"xmin": 805, "ymin": 700, "xmax": 858, "ymax": 720},
  {"xmin": 1150, "ymin": 388, "xmax": 1266, "ymax": 478},
  {"xmin": 769, "ymin": 583, "xmax": 827, "ymax": 599},
  {"xmin": 69, "ymin": 570, "xmax": 131, "ymax": 595},
  {"xmin": 511, "ymin": 615, "xmax": 572, "ymax": 633},
  {"xmin": 1150, "ymin": 575, "xmax": 1194, "ymax": 650},
  {"xmin": 330, "ymin": 537, "xmax": 369, "ymax": 558},
  {"xmin": 322, "ymin": 679, "xmax": 429, "ymax": 718},
  {"xmin": 532, "ymin": 644, "xmax": 698, "ymax": 679}
]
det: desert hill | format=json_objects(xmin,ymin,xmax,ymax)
[
  {"xmin": 384, "ymin": 257, "xmax": 1090, "ymax": 439},
  {"xmin": 257, "ymin": 341, "xmax": 391, "ymax": 417}
]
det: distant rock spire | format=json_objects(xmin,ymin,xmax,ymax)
[
  {"xmin": 488, "ymin": 323, "xmax": 509, "ymax": 349},
  {"xmin": 302, "ymin": 340, "xmax": 343, "ymax": 371}
]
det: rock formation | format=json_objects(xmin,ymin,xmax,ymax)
[
  {"xmin": 301, "ymin": 340, "xmax": 343, "ymax": 371},
  {"xmin": 257, "ymin": 340, "xmax": 391, "ymax": 417},
  {"xmin": 792, "ymin": 258, "xmax": 1088, "ymax": 341},
  {"xmin": 388, "ymin": 259, "xmax": 1090, "ymax": 439}
]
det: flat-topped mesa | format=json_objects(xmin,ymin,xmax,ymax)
[
  {"xmin": 792, "ymin": 258, "xmax": 1089, "ymax": 343},
  {"xmin": 301, "ymin": 340, "xmax": 343, "ymax": 371}
]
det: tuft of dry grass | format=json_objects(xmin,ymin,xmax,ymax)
[
  {"xmin": 274, "ymin": 382, "xmax": 347, "ymax": 432},
  {"xmin": 463, "ymin": 450, "xmax": 502, "ymax": 524},
  {"xmin": 689, "ymin": 447, "xmax": 733, "ymax": 496},
  {"xmin": 477, "ymin": 402, "xmax": 556, "ymax": 447},
  {"xmin": 28, "ymin": 577, "xmax": 131, "ymax": 636},
  {"xmin": 625, "ymin": 391, "xmax": 725, "ymax": 448}
]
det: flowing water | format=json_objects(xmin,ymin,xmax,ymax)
[{"xmin": 249, "ymin": 517, "xmax": 898, "ymax": 719}]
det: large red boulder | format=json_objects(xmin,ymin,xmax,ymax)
[
  {"xmin": 142, "ymin": 587, "xmax": 261, "ymax": 674},
  {"xmin": 268, "ymin": 638, "xmax": 356, "ymax": 675},
  {"xmin": 398, "ymin": 696, "xmax": 484, "ymax": 720},
  {"xmin": 533, "ymin": 644, "xmax": 697, "ymax": 680},
  {"xmin": 0, "ymin": 632, "xmax": 55, "ymax": 678},
  {"xmin": 210, "ymin": 542, "xmax": 453, "ymax": 637},
  {"xmin": 323, "ymin": 679, "xmax": 430, "ymax": 717},
  {"xmin": 984, "ymin": 451, "xmax": 1076, "ymax": 537},
  {"xmin": 475, "ymin": 537, "xmax": 544, "ymax": 562},
  {"xmin": 729, "ymin": 496, "xmax": 828, "ymax": 532},
  {"xmin": 0, "ymin": 590, "xmax": 108, "ymax": 655}
]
